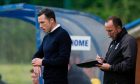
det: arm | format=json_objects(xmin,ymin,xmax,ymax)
[
  {"xmin": 109, "ymin": 38, "xmax": 137, "ymax": 73},
  {"xmin": 32, "ymin": 40, "xmax": 44, "ymax": 59},
  {"xmin": 32, "ymin": 37, "xmax": 46, "ymax": 77}
]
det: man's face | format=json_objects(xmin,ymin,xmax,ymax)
[
  {"xmin": 105, "ymin": 20, "xmax": 120, "ymax": 40},
  {"xmin": 38, "ymin": 14, "xmax": 52, "ymax": 32}
]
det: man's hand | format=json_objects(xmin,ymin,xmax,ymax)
[
  {"xmin": 32, "ymin": 58, "xmax": 43, "ymax": 66},
  {"xmin": 97, "ymin": 63, "xmax": 111, "ymax": 71},
  {"xmin": 96, "ymin": 55, "xmax": 104, "ymax": 64},
  {"xmin": 33, "ymin": 66, "xmax": 41, "ymax": 77}
]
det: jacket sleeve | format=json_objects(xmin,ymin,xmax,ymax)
[
  {"xmin": 32, "ymin": 41, "xmax": 44, "ymax": 59},
  {"xmin": 42, "ymin": 32, "xmax": 72, "ymax": 66},
  {"xmin": 110, "ymin": 37, "xmax": 137, "ymax": 73}
]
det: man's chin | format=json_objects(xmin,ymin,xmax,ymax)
[
  {"xmin": 45, "ymin": 31, "xmax": 49, "ymax": 33},
  {"xmin": 43, "ymin": 30, "xmax": 48, "ymax": 33},
  {"xmin": 42, "ymin": 29, "xmax": 50, "ymax": 33},
  {"xmin": 109, "ymin": 37, "xmax": 114, "ymax": 40}
]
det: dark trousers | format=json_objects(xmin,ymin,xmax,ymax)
[{"xmin": 44, "ymin": 79, "xmax": 68, "ymax": 84}]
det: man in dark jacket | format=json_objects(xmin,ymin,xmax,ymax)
[
  {"xmin": 32, "ymin": 8, "xmax": 72, "ymax": 84},
  {"xmin": 96, "ymin": 16, "xmax": 137, "ymax": 84}
]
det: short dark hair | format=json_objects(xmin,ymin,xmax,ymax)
[
  {"xmin": 38, "ymin": 8, "xmax": 56, "ymax": 22},
  {"xmin": 107, "ymin": 16, "xmax": 123, "ymax": 28}
]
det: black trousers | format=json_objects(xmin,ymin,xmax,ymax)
[{"xmin": 44, "ymin": 79, "xmax": 68, "ymax": 84}]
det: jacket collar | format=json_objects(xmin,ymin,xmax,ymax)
[
  {"xmin": 51, "ymin": 24, "xmax": 60, "ymax": 32},
  {"xmin": 114, "ymin": 28, "xmax": 127, "ymax": 42}
]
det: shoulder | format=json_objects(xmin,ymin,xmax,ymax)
[
  {"xmin": 121, "ymin": 34, "xmax": 137, "ymax": 47},
  {"xmin": 122, "ymin": 34, "xmax": 136, "ymax": 43},
  {"xmin": 59, "ymin": 27, "xmax": 69, "ymax": 35},
  {"xmin": 57, "ymin": 27, "xmax": 71, "ymax": 38},
  {"xmin": 56, "ymin": 27, "xmax": 72, "ymax": 42}
]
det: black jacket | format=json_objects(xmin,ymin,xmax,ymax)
[
  {"xmin": 33, "ymin": 27, "xmax": 72, "ymax": 84},
  {"xmin": 104, "ymin": 28, "xmax": 137, "ymax": 84}
]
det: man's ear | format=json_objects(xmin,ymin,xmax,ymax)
[
  {"xmin": 50, "ymin": 18, "xmax": 54, "ymax": 23},
  {"xmin": 118, "ymin": 26, "xmax": 121, "ymax": 29},
  {"xmin": 117, "ymin": 26, "xmax": 122, "ymax": 32}
]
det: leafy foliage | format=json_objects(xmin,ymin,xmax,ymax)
[
  {"xmin": 1, "ymin": 0, "xmax": 140, "ymax": 23},
  {"xmin": 0, "ymin": 17, "xmax": 35, "ymax": 63},
  {"xmin": 69, "ymin": 0, "xmax": 140, "ymax": 24}
]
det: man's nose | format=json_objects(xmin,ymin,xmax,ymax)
[
  {"xmin": 39, "ymin": 25, "xmax": 43, "ymax": 29},
  {"xmin": 108, "ymin": 32, "xmax": 111, "ymax": 36}
]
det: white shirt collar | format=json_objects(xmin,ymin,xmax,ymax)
[{"xmin": 51, "ymin": 24, "xmax": 60, "ymax": 32}]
